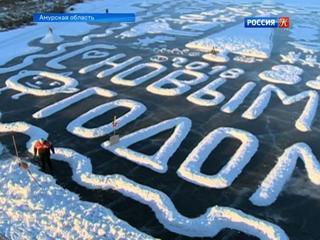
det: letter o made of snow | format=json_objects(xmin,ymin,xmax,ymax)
[
  {"xmin": 111, "ymin": 62, "xmax": 167, "ymax": 86},
  {"xmin": 177, "ymin": 127, "xmax": 258, "ymax": 188},
  {"xmin": 5, "ymin": 70, "xmax": 79, "ymax": 96},
  {"xmin": 67, "ymin": 99, "xmax": 146, "ymax": 138}
]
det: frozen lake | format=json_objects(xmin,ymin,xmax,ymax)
[{"xmin": 0, "ymin": 0, "xmax": 320, "ymax": 239}]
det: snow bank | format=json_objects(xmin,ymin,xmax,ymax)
[
  {"xmin": 242, "ymin": 84, "xmax": 319, "ymax": 132},
  {"xmin": 258, "ymin": 65, "xmax": 303, "ymax": 85},
  {"xmin": 111, "ymin": 62, "xmax": 167, "ymax": 86},
  {"xmin": 177, "ymin": 127, "xmax": 258, "ymax": 188},
  {"xmin": 146, "ymin": 69, "xmax": 208, "ymax": 96},
  {"xmin": 5, "ymin": 70, "xmax": 79, "ymax": 97},
  {"xmin": 33, "ymin": 87, "xmax": 117, "ymax": 119},
  {"xmin": 250, "ymin": 143, "xmax": 320, "ymax": 206},
  {"xmin": 67, "ymin": 99, "xmax": 146, "ymax": 138},
  {"xmin": 186, "ymin": 23, "xmax": 274, "ymax": 58},
  {"xmin": 102, "ymin": 117, "xmax": 191, "ymax": 173},
  {"xmin": 0, "ymin": 160, "xmax": 154, "ymax": 240}
]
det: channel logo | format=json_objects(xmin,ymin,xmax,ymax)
[{"xmin": 244, "ymin": 17, "xmax": 289, "ymax": 28}]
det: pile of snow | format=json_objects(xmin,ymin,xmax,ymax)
[
  {"xmin": 258, "ymin": 65, "xmax": 303, "ymax": 85},
  {"xmin": 0, "ymin": 160, "xmax": 154, "ymax": 240},
  {"xmin": 186, "ymin": 23, "xmax": 274, "ymax": 59},
  {"xmin": 40, "ymin": 29, "xmax": 64, "ymax": 44}
]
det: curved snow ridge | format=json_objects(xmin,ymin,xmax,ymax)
[
  {"xmin": 242, "ymin": 84, "xmax": 319, "ymax": 132},
  {"xmin": 111, "ymin": 62, "xmax": 167, "ymax": 87},
  {"xmin": 0, "ymin": 23, "xmax": 127, "ymax": 74},
  {"xmin": 177, "ymin": 127, "xmax": 258, "ymax": 188},
  {"xmin": 33, "ymin": 87, "xmax": 117, "ymax": 119},
  {"xmin": 52, "ymin": 147, "xmax": 288, "ymax": 240},
  {"xmin": 6, "ymin": 70, "xmax": 79, "ymax": 97},
  {"xmin": 67, "ymin": 99, "xmax": 147, "ymax": 138},
  {"xmin": 250, "ymin": 142, "xmax": 320, "ymax": 206},
  {"xmin": 0, "ymin": 160, "xmax": 154, "ymax": 240},
  {"xmin": 102, "ymin": 117, "xmax": 192, "ymax": 173},
  {"xmin": 46, "ymin": 44, "xmax": 115, "ymax": 70},
  {"xmin": 146, "ymin": 69, "xmax": 208, "ymax": 96},
  {"xmin": 258, "ymin": 65, "xmax": 303, "ymax": 85}
]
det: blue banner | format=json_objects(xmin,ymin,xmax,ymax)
[
  {"xmin": 244, "ymin": 17, "xmax": 278, "ymax": 28},
  {"xmin": 33, "ymin": 13, "xmax": 135, "ymax": 23}
]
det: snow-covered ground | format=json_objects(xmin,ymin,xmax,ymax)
[{"xmin": 0, "ymin": 158, "xmax": 155, "ymax": 240}]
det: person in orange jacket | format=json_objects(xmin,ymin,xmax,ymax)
[{"xmin": 33, "ymin": 138, "xmax": 55, "ymax": 173}]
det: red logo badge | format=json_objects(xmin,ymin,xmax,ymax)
[{"xmin": 278, "ymin": 17, "xmax": 289, "ymax": 28}]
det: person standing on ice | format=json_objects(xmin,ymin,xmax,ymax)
[{"xmin": 33, "ymin": 138, "xmax": 55, "ymax": 173}]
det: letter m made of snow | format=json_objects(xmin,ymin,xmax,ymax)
[
  {"xmin": 250, "ymin": 142, "xmax": 320, "ymax": 206},
  {"xmin": 242, "ymin": 84, "xmax": 318, "ymax": 132}
]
